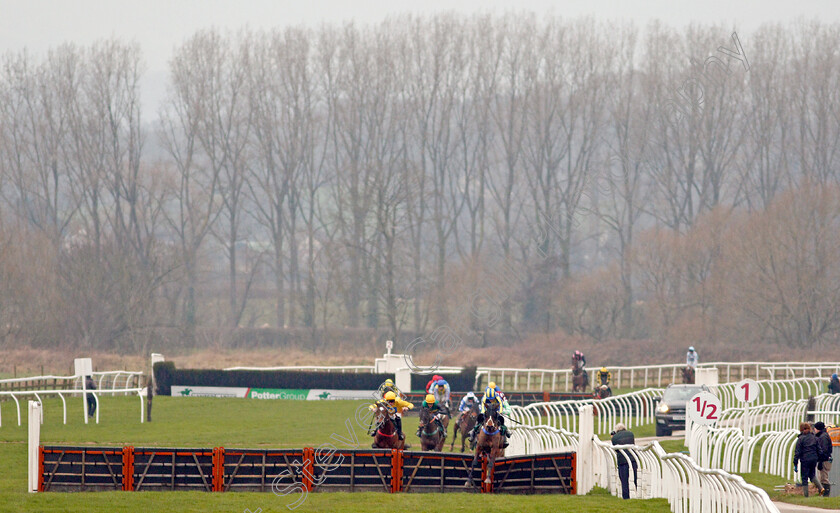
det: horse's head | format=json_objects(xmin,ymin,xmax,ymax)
[
  {"xmin": 419, "ymin": 406, "xmax": 433, "ymax": 426},
  {"xmin": 484, "ymin": 413, "xmax": 498, "ymax": 431},
  {"xmin": 373, "ymin": 401, "xmax": 391, "ymax": 424}
]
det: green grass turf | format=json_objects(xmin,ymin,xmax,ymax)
[{"xmin": 0, "ymin": 396, "xmax": 672, "ymax": 512}]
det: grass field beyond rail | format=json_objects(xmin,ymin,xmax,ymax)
[{"xmin": 0, "ymin": 396, "xmax": 670, "ymax": 512}]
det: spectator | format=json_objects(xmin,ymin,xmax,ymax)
[
  {"xmin": 85, "ymin": 375, "xmax": 97, "ymax": 417},
  {"xmin": 815, "ymin": 421, "xmax": 833, "ymax": 496},
  {"xmin": 611, "ymin": 423, "xmax": 637, "ymax": 500},
  {"xmin": 793, "ymin": 422, "xmax": 824, "ymax": 497},
  {"xmin": 829, "ymin": 374, "xmax": 840, "ymax": 395}
]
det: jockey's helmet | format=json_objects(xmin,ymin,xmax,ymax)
[
  {"xmin": 437, "ymin": 382, "xmax": 446, "ymax": 389},
  {"xmin": 833, "ymin": 373, "xmax": 838, "ymax": 379},
  {"xmin": 688, "ymin": 346, "xmax": 695, "ymax": 352},
  {"xmin": 425, "ymin": 394, "xmax": 435, "ymax": 405},
  {"xmin": 600, "ymin": 367, "xmax": 608, "ymax": 373},
  {"xmin": 384, "ymin": 391, "xmax": 397, "ymax": 401},
  {"xmin": 488, "ymin": 381, "xmax": 497, "ymax": 389},
  {"xmin": 384, "ymin": 379, "xmax": 394, "ymax": 387}
]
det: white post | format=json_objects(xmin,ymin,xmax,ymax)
[
  {"xmin": 577, "ymin": 404, "xmax": 594, "ymax": 495},
  {"xmin": 28, "ymin": 400, "xmax": 41, "ymax": 493},
  {"xmin": 74, "ymin": 358, "xmax": 93, "ymax": 425},
  {"xmin": 395, "ymin": 368, "xmax": 411, "ymax": 394},
  {"xmin": 385, "ymin": 340, "xmax": 393, "ymax": 356}
]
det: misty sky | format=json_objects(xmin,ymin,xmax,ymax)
[{"xmin": 1, "ymin": 0, "xmax": 837, "ymax": 121}]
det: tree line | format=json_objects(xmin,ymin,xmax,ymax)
[{"xmin": 1, "ymin": 15, "xmax": 839, "ymax": 353}]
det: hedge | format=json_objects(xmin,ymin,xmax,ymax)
[
  {"xmin": 154, "ymin": 363, "xmax": 477, "ymax": 395},
  {"xmin": 410, "ymin": 367, "xmax": 476, "ymax": 393}
]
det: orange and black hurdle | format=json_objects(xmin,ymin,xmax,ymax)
[{"xmin": 39, "ymin": 445, "xmax": 575, "ymax": 495}]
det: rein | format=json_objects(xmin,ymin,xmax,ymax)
[{"xmin": 481, "ymin": 426, "xmax": 500, "ymax": 436}]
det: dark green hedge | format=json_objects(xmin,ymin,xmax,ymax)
[
  {"xmin": 153, "ymin": 361, "xmax": 176, "ymax": 396},
  {"xmin": 410, "ymin": 367, "xmax": 476, "ymax": 393},
  {"xmin": 153, "ymin": 362, "xmax": 477, "ymax": 395},
  {"xmin": 154, "ymin": 362, "xmax": 393, "ymax": 394}
]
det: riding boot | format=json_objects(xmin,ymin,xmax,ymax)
[{"xmin": 394, "ymin": 417, "xmax": 404, "ymax": 440}]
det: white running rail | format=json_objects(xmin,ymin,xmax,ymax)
[
  {"xmin": 0, "ymin": 371, "xmax": 145, "ymax": 392},
  {"xmin": 587, "ymin": 437, "xmax": 780, "ymax": 512},
  {"xmin": 712, "ymin": 378, "xmax": 827, "ymax": 411},
  {"xmin": 687, "ymin": 394, "xmax": 840, "ymax": 479},
  {"xmin": 0, "ymin": 387, "xmax": 147, "ymax": 427},
  {"xmin": 476, "ymin": 362, "xmax": 840, "ymax": 391},
  {"xmin": 507, "ymin": 424, "xmax": 579, "ymax": 456},
  {"xmin": 508, "ymin": 388, "xmax": 663, "ymax": 435}
]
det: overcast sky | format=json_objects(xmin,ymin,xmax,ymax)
[{"xmin": 1, "ymin": 0, "xmax": 836, "ymax": 121}]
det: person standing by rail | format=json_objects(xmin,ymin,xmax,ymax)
[
  {"xmin": 794, "ymin": 422, "xmax": 824, "ymax": 497},
  {"xmin": 610, "ymin": 423, "xmax": 637, "ymax": 500},
  {"xmin": 815, "ymin": 422, "xmax": 833, "ymax": 496}
]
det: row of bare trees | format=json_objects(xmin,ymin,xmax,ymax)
[{"xmin": 1, "ymin": 15, "xmax": 839, "ymax": 352}]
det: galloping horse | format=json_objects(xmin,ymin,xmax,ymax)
[
  {"xmin": 418, "ymin": 407, "xmax": 447, "ymax": 451},
  {"xmin": 370, "ymin": 401, "xmax": 405, "ymax": 450},
  {"xmin": 572, "ymin": 366, "xmax": 589, "ymax": 392},
  {"xmin": 450, "ymin": 402, "xmax": 479, "ymax": 453},
  {"xmin": 682, "ymin": 366, "xmax": 696, "ymax": 384},
  {"xmin": 466, "ymin": 411, "xmax": 504, "ymax": 489}
]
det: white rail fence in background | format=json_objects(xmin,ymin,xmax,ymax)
[
  {"xmin": 508, "ymin": 388, "xmax": 662, "ymax": 434},
  {"xmin": 712, "ymin": 377, "xmax": 828, "ymax": 411},
  {"xmin": 477, "ymin": 362, "xmax": 840, "ymax": 392},
  {"xmin": 0, "ymin": 370, "xmax": 145, "ymax": 392},
  {"xmin": 0, "ymin": 387, "xmax": 147, "ymax": 427}
]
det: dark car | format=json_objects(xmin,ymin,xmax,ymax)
[{"xmin": 655, "ymin": 383, "xmax": 710, "ymax": 436}]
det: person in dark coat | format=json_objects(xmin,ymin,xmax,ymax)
[
  {"xmin": 814, "ymin": 421, "xmax": 833, "ymax": 496},
  {"xmin": 829, "ymin": 374, "xmax": 840, "ymax": 395},
  {"xmin": 85, "ymin": 375, "xmax": 97, "ymax": 417},
  {"xmin": 793, "ymin": 422, "xmax": 824, "ymax": 497},
  {"xmin": 611, "ymin": 423, "xmax": 637, "ymax": 500}
]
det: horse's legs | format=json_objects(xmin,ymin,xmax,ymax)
[
  {"xmin": 450, "ymin": 425, "xmax": 458, "ymax": 451},
  {"xmin": 485, "ymin": 454, "xmax": 494, "ymax": 485},
  {"xmin": 467, "ymin": 452, "xmax": 480, "ymax": 488}
]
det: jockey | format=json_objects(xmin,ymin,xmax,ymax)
[
  {"xmin": 425, "ymin": 374, "xmax": 444, "ymax": 394},
  {"xmin": 596, "ymin": 367, "xmax": 611, "ymax": 387},
  {"xmin": 686, "ymin": 347, "xmax": 698, "ymax": 369},
  {"xmin": 370, "ymin": 390, "xmax": 412, "ymax": 440},
  {"xmin": 416, "ymin": 393, "xmax": 444, "ymax": 436},
  {"xmin": 433, "ymin": 379, "xmax": 451, "ymax": 410},
  {"xmin": 377, "ymin": 378, "xmax": 403, "ymax": 400},
  {"xmin": 572, "ymin": 350, "xmax": 586, "ymax": 371},
  {"xmin": 458, "ymin": 391, "xmax": 478, "ymax": 413},
  {"xmin": 470, "ymin": 386, "xmax": 512, "ymax": 449}
]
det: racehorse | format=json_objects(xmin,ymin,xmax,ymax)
[
  {"xmin": 418, "ymin": 407, "xmax": 447, "ymax": 451},
  {"xmin": 450, "ymin": 402, "xmax": 479, "ymax": 453},
  {"xmin": 594, "ymin": 384, "xmax": 612, "ymax": 399},
  {"xmin": 682, "ymin": 366, "xmax": 695, "ymax": 384},
  {"xmin": 572, "ymin": 366, "xmax": 589, "ymax": 392},
  {"xmin": 370, "ymin": 401, "xmax": 405, "ymax": 450},
  {"xmin": 466, "ymin": 411, "xmax": 504, "ymax": 489}
]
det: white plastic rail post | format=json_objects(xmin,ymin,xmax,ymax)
[
  {"xmin": 28, "ymin": 400, "xmax": 41, "ymax": 493},
  {"xmin": 578, "ymin": 404, "xmax": 594, "ymax": 495}
]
